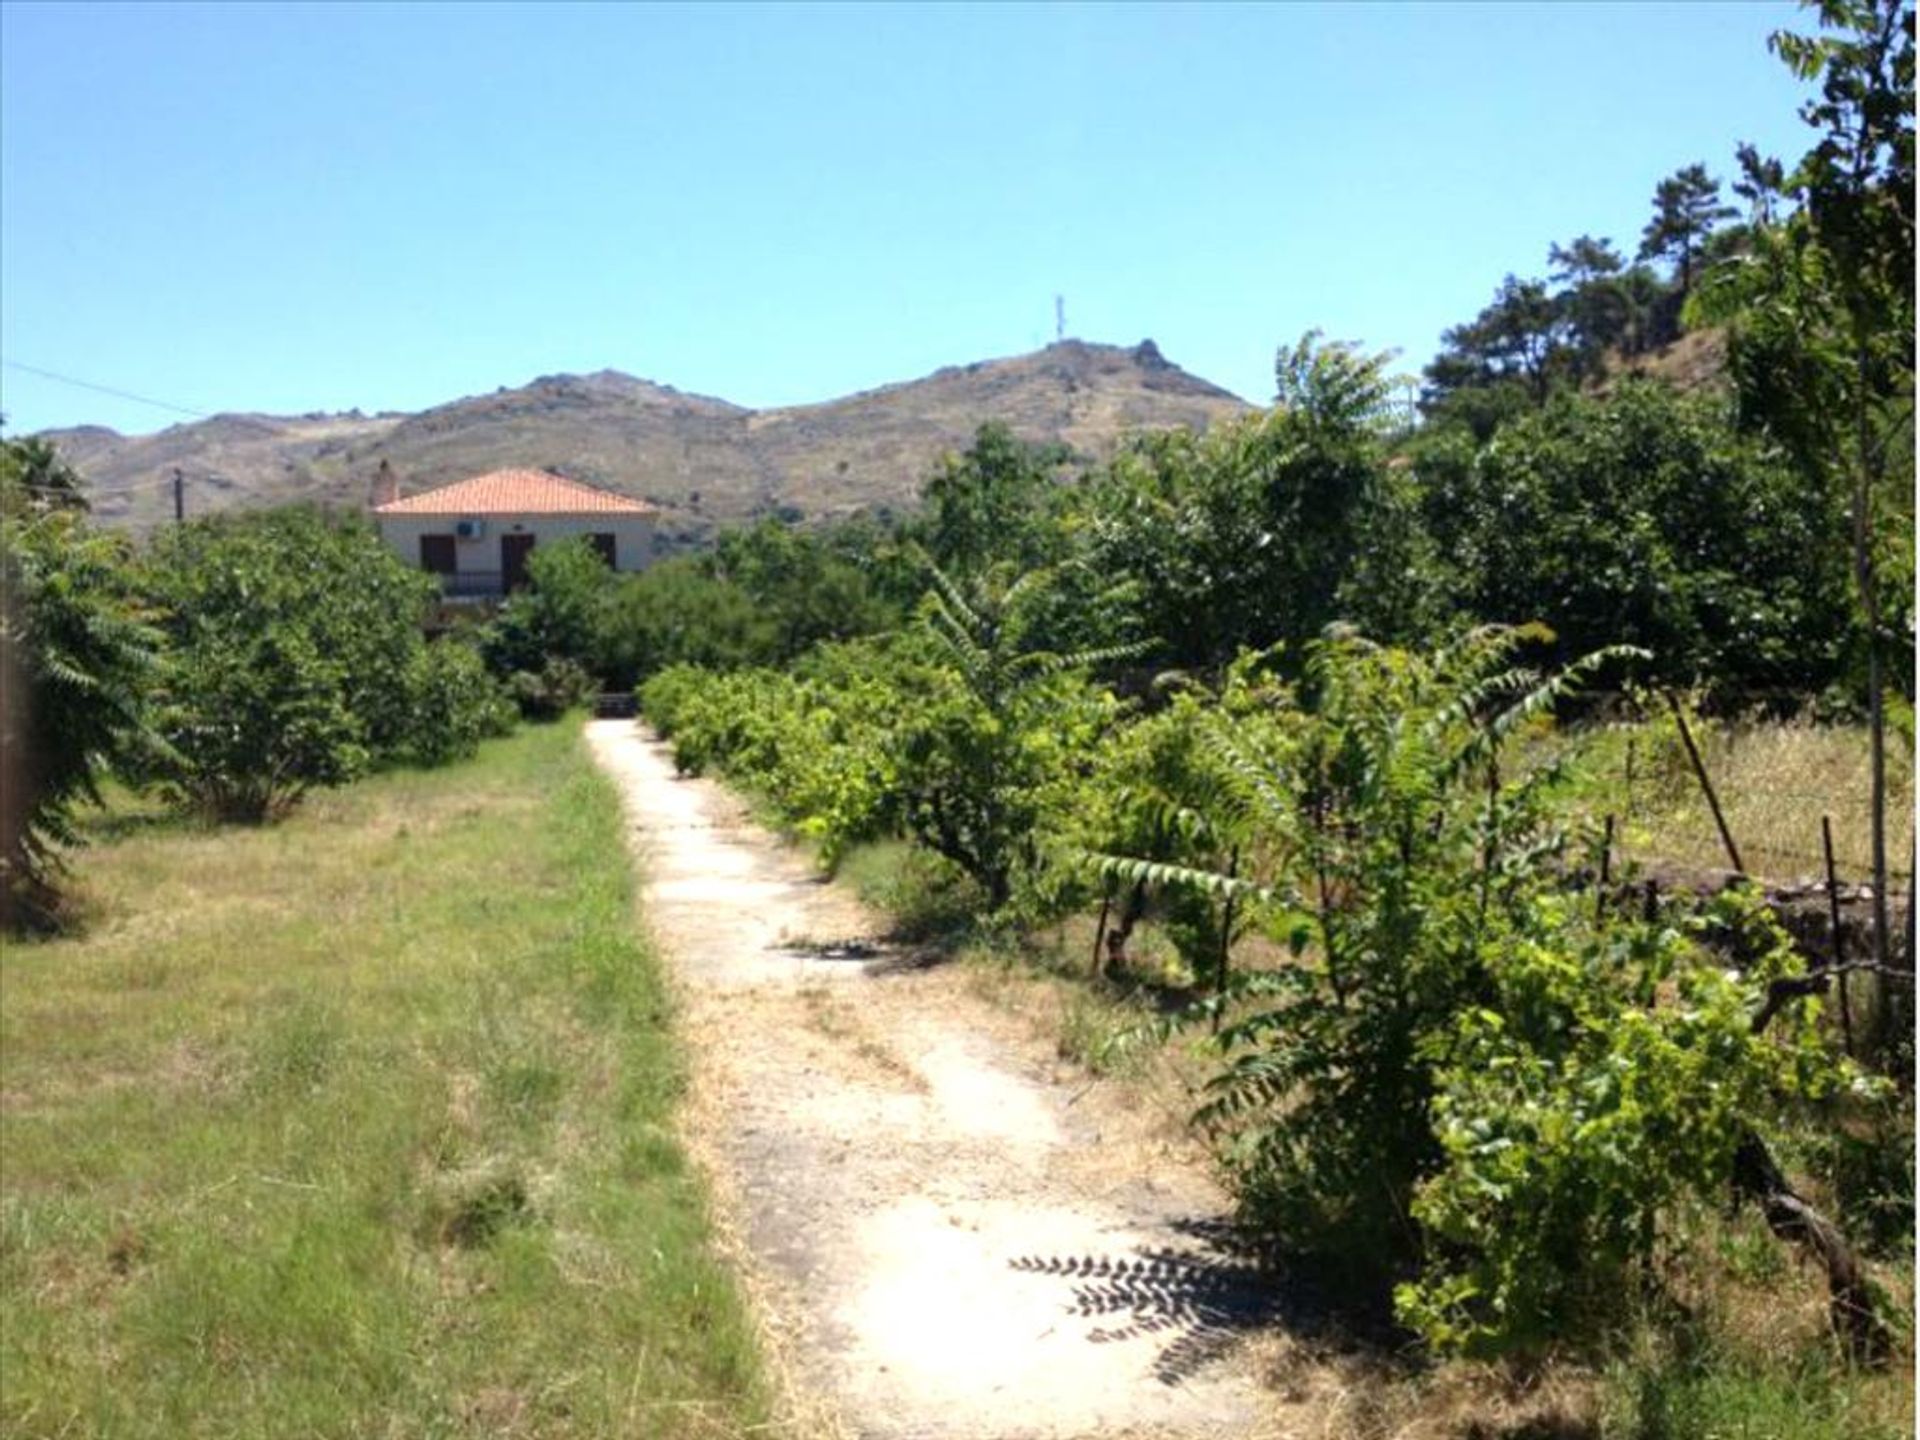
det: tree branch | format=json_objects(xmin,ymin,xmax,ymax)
[
  {"xmin": 1750, "ymin": 960, "xmax": 1916, "ymax": 1035},
  {"xmin": 1732, "ymin": 1133, "xmax": 1890, "ymax": 1364}
]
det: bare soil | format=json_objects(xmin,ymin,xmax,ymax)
[
  {"xmin": 63, "ymin": 340, "xmax": 1244, "ymax": 540},
  {"xmin": 586, "ymin": 721, "xmax": 1271, "ymax": 1439}
]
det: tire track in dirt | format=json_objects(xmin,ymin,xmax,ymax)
[{"xmin": 586, "ymin": 720, "xmax": 1268, "ymax": 1439}]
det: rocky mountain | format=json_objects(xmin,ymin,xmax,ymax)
[{"xmin": 40, "ymin": 340, "xmax": 1249, "ymax": 546}]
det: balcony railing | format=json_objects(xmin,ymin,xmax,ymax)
[{"xmin": 434, "ymin": 570, "xmax": 508, "ymax": 599}]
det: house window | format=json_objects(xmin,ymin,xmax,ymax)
[
  {"xmin": 419, "ymin": 534, "xmax": 456, "ymax": 575},
  {"xmin": 588, "ymin": 533, "xmax": 616, "ymax": 568}
]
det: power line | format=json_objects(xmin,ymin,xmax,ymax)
[{"xmin": 1, "ymin": 359, "xmax": 212, "ymax": 420}]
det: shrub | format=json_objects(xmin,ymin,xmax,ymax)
[
  {"xmin": 639, "ymin": 642, "xmax": 903, "ymax": 868},
  {"xmin": 139, "ymin": 508, "xmax": 503, "ymax": 819},
  {"xmin": 403, "ymin": 640, "xmax": 515, "ymax": 765},
  {"xmin": 1099, "ymin": 628, "xmax": 1861, "ymax": 1357},
  {"xmin": 506, "ymin": 656, "xmax": 596, "ymax": 722},
  {"xmin": 837, "ymin": 841, "xmax": 982, "ymax": 943},
  {"xmin": 1073, "ymin": 678, "xmax": 1254, "ymax": 985},
  {"xmin": 889, "ymin": 563, "xmax": 1121, "ymax": 916},
  {"xmin": 644, "ymin": 561, "xmax": 1123, "ymax": 904},
  {"xmin": 150, "ymin": 618, "xmax": 368, "ymax": 821},
  {"xmin": 1399, "ymin": 887, "xmax": 1854, "ymax": 1356},
  {"xmin": 0, "ymin": 438, "xmax": 161, "ymax": 926}
]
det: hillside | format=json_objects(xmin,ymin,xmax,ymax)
[{"xmin": 39, "ymin": 341, "xmax": 1248, "ymax": 545}]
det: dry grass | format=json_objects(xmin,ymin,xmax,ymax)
[
  {"xmin": 1567, "ymin": 713, "xmax": 1914, "ymax": 888},
  {"xmin": 796, "ymin": 982, "xmax": 928, "ymax": 1091}
]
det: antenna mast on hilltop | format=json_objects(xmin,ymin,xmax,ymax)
[{"xmin": 1055, "ymin": 295, "xmax": 1066, "ymax": 343}]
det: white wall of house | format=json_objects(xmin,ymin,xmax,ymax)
[{"xmin": 377, "ymin": 512, "xmax": 656, "ymax": 584}]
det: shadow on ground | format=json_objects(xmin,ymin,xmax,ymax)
[
  {"xmin": 1013, "ymin": 1221, "xmax": 1604, "ymax": 1439},
  {"xmin": 1462, "ymin": 1420, "xmax": 1598, "ymax": 1440},
  {"xmin": 770, "ymin": 937, "xmax": 955, "ymax": 977},
  {"xmin": 1008, "ymin": 1218, "xmax": 1322, "ymax": 1387}
]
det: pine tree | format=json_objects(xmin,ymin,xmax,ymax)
[{"xmin": 1638, "ymin": 163, "xmax": 1738, "ymax": 293}]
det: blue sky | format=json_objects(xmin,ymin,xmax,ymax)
[{"xmin": 2, "ymin": 1, "xmax": 1819, "ymax": 435}]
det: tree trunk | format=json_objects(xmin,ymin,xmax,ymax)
[
  {"xmin": 1733, "ymin": 1133, "xmax": 1889, "ymax": 1363},
  {"xmin": 1104, "ymin": 879, "xmax": 1149, "ymax": 970},
  {"xmin": 1852, "ymin": 333, "xmax": 1891, "ymax": 979}
]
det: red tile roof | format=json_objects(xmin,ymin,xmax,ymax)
[{"xmin": 374, "ymin": 469, "xmax": 659, "ymax": 516}]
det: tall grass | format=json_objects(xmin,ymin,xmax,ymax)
[
  {"xmin": 1600, "ymin": 1324, "xmax": 1912, "ymax": 1440},
  {"xmin": 1570, "ymin": 713, "xmax": 1914, "ymax": 887},
  {"xmin": 0, "ymin": 722, "xmax": 766, "ymax": 1438}
]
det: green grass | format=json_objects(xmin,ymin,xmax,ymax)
[
  {"xmin": 0, "ymin": 722, "xmax": 766, "ymax": 1439},
  {"xmin": 836, "ymin": 839, "xmax": 983, "ymax": 943},
  {"xmin": 1600, "ymin": 1328, "xmax": 1912, "ymax": 1440}
]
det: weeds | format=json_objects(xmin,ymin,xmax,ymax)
[
  {"xmin": 1600, "ymin": 1325, "xmax": 1910, "ymax": 1440},
  {"xmin": 838, "ymin": 839, "xmax": 984, "ymax": 944}
]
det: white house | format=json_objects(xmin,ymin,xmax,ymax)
[{"xmin": 373, "ymin": 468, "xmax": 659, "ymax": 598}]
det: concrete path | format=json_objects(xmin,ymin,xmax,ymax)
[{"xmin": 586, "ymin": 720, "xmax": 1267, "ymax": 1439}]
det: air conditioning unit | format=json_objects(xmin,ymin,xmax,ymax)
[{"xmin": 454, "ymin": 518, "xmax": 487, "ymax": 541}]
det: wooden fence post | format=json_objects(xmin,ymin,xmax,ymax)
[
  {"xmin": 1091, "ymin": 884, "xmax": 1113, "ymax": 980},
  {"xmin": 1664, "ymin": 692, "xmax": 1745, "ymax": 877},
  {"xmin": 1596, "ymin": 814, "xmax": 1615, "ymax": 923},
  {"xmin": 1213, "ymin": 848, "xmax": 1240, "ymax": 1035},
  {"xmin": 1821, "ymin": 814, "xmax": 1855, "ymax": 1057},
  {"xmin": 1624, "ymin": 736, "xmax": 1636, "ymax": 825}
]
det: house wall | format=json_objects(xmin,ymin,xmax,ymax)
[{"xmin": 377, "ymin": 513, "xmax": 656, "ymax": 583}]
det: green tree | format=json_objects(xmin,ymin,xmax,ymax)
[
  {"xmin": 1547, "ymin": 235, "xmax": 1647, "ymax": 371},
  {"xmin": 140, "ymin": 508, "xmax": 481, "ymax": 820},
  {"xmin": 1477, "ymin": 274, "xmax": 1566, "ymax": 400},
  {"xmin": 708, "ymin": 518, "xmax": 897, "ymax": 659},
  {"xmin": 482, "ymin": 535, "xmax": 615, "ymax": 678},
  {"xmin": 1087, "ymin": 333, "xmax": 1420, "ymax": 669},
  {"xmin": 1733, "ymin": 140, "xmax": 1790, "ymax": 224},
  {"xmin": 1548, "ymin": 233, "xmax": 1625, "ymax": 287},
  {"xmin": 1779, "ymin": 0, "xmax": 1914, "ymax": 976},
  {"xmin": 1, "ymin": 436, "xmax": 89, "ymax": 510},
  {"xmin": 0, "ymin": 437, "xmax": 160, "ymax": 928},
  {"xmin": 590, "ymin": 519, "xmax": 903, "ymax": 688},
  {"xmin": 894, "ymin": 559, "xmax": 1120, "ymax": 913},
  {"xmin": 913, "ymin": 422, "xmax": 1072, "ymax": 576},
  {"xmin": 1697, "ymin": 0, "xmax": 1914, "ymax": 970},
  {"xmin": 596, "ymin": 557, "xmax": 777, "ymax": 684},
  {"xmin": 1419, "ymin": 381, "xmax": 1852, "ymax": 693},
  {"xmin": 1420, "ymin": 268, "xmax": 1607, "ymax": 433},
  {"xmin": 1082, "ymin": 423, "xmax": 1290, "ymax": 668},
  {"xmin": 1638, "ymin": 162, "xmax": 1739, "ymax": 296}
]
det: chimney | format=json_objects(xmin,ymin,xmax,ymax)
[{"xmin": 371, "ymin": 458, "xmax": 399, "ymax": 509}]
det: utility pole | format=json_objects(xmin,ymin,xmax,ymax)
[
  {"xmin": 172, "ymin": 467, "xmax": 184, "ymax": 524},
  {"xmin": 1055, "ymin": 294, "xmax": 1066, "ymax": 343}
]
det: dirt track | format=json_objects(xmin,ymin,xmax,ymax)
[{"xmin": 585, "ymin": 720, "xmax": 1267, "ymax": 1439}]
